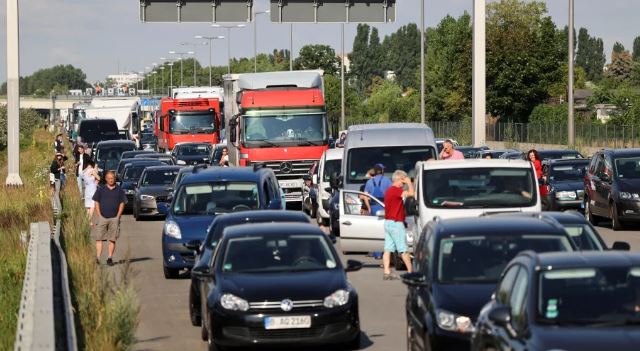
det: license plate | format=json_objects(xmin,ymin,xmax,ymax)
[
  {"xmin": 279, "ymin": 181, "xmax": 301, "ymax": 189},
  {"xmin": 264, "ymin": 315, "xmax": 311, "ymax": 330}
]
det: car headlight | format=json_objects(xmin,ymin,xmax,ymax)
[
  {"xmin": 140, "ymin": 194, "xmax": 155, "ymax": 201},
  {"xmin": 220, "ymin": 294, "xmax": 249, "ymax": 311},
  {"xmin": 177, "ymin": 160, "xmax": 186, "ymax": 165},
  {"xmin": 436, "ymin": 309, "xmax": 474, "ymax": 333},
  {"xmin": 555, "ymin": 191, "xmax": 577, "ymax": 200},
  {"xmin": 125, "ymin": 189, "xmax": 135, "ymax": 195},
  {"xmin": 620, "ymin": 192, "xmax": 640, "ymax": 200},
  {"xmin": 164, "ymin": 220, "xmax": 182, "ymax": 239},
  {"xmin": 323, "ymin": 289, "xmax": 350, "ymax": 308}
]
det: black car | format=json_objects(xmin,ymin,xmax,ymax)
[
  {"xmin": 171, "ymin": 142, "xmax": 212, "ymax": 166},
  {"xmin": 170, "ymin": 164, "xmax": 210, "ymax": 197},
  {"xmin": 119, "ymin": 160, "xmax": 164, "ymax": 211},
  {"xmin": 499, "ymin": 150, "xmax": 525, "ymax": 160},
  {"xmin": 536, "ymin": 149, "xmax": 584, "ymax": 161},
  {"xmin": 133, "ymin": 165, "xmax": 182, "ymax": 220},
  {"xmin": 472, "ymin": 251, "xmax": 640, "ymax": 351},
  {"xmin": 542, "ymin": 159, "xmax": 590, "ymax": 211},
  {"xmin": 94, "ymin": 140, "xmax": 137, "ymax": 176},
  {"xmin": 456, "ymin": 146, "xmax": 489, "ymax": 159},
  {"xmin": 116, "ymin": 157, "xmax": 166, "ymax": 182},
  {"xmin": 121, "ymin": 150, "xmax": 155, "ymax": 160},
  {"xmin": 189, "ymin": 210, "xmax": 312, "ymax": 330},
  {"xmin": 584, "ymin": 148, "xmax": 640, "ymax": 230},
  {"xmin": 402, "ymin": 216, "xmax": 578, "ymax": 351},
  {"xmin": 475, "ymin": 149, "xmax": 518, "ymax": 159},
  {"xmin": 193, "ymin": 223, "xmax": 362, "ymax": 350},
  {"xmin": 140, "ymin": 132, "xmax": 157, "ymax": 151},
  {"xmin": 134, "ymin": 152, "xmax": 175, "ymax": 165}
]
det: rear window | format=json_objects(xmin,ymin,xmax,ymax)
[{"xmin": 79, "ymin": 120, "xmax": 119, "ymax": 143}]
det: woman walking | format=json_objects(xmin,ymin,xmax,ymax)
[
  {"xmin": 50, "ymin": 153, "xmax": 67, "ymax": 190},
  {"xmin": 83, "ymin": 160, "xmax": 100, "ymax": 220}
]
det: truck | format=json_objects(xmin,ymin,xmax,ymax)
[
  {"xmin": 84, "ymin": 97, "xmax": 142, "ymax": 143},
  {"xmin": 155, "ymin": 95, "xmax": 222, "ymax": 152},
  {"xmin": 223, "ymin": 70, "xmax": 330, "ymax": 203}
]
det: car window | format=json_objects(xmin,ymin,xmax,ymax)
[
  {"xmin": 141, "ymin": 169, "xmax": 179, "ymax": 186},
  {"xmin": 343, "ymin": 191, "xmax": 383, "ymax": 215},
  {"xmin": 123, "ymin": 166, "xmax": 145, "ymax": 180},
  {"xmin": 510, "ymin": 269, "xmax": 529, "ymax": 330},
  {"xmin": 561, "ymin": 224, "xmax": 604, "ymax": 251},
  {"xmin": 549, "ymin": 163, "xmax": 588, "ymax": 182},
  {"xmin": 496, "ymin": 266, "xmax": 520, "ymax": 304},
  {"xmin": 615, "ymin": 157, "xmax": 640, "ymax": 179},
  {"xmin": 323, "ymin": 159, "xmax": 342, "ymax": 182}
]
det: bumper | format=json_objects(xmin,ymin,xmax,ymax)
[
  {"xmin": 430, "ymin": 327, "xmax": 471, "ymax": 349},
  {"xmin": 548, "ymin": 197, "xmax": 584, "ymax": 210},
  {"xmin": 211, "ymin": 303, "xmax": 359, "ymax": 347},
  {"xmin": 162, "ymin": 241, "xmax": 197, "ymax": 270},
  {"xmin": 617, "ymin": 200, "xmax": 640, "ymax": 221},
  {"xmin": 138, "ymin": 199, "xmax": 168, "ymax": 217}
]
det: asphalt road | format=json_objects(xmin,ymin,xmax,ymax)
[{"xmin": 108, "ymin": 213, "xmax": 640, "ymax": 351}]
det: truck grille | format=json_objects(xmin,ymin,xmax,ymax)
[{"xmin": 260, "ymin": 159, "xmax": 316, "ymax": 180}]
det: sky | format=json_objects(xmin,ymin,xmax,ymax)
[{"xmin": 0, "ymin": 0, "xmax": 638, "ymax": 84}]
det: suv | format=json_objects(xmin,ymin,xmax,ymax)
[
  {"xmin": 584, "ymin": 149, "xmax": 640, "ymax": 230},
  {"xmin": 94, "ymin": 140, "xmax": 136, "ymax": 176},
  {"xmin": 161, "ymin": 165, "xmax": 286, "ymax": 278}
]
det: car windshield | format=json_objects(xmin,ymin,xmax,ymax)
[
  {"xmin": 615, "ymin": 157, "xmax": 640, "ymax": 179},
  {"xmin": 123, "ymin": 166, "xmax": 146, "ymax": 180},
  {"xmin": 538, "ymin": 266, "xmax": 640, "ymax": 325},
  {"xmin": 242, "ymin": 110, "xmax": 327, "ymax": 146},
  {"xmin": 550, "ymin": 163, "xmax": 588, "ymax": 182},
  {"xmin": 539, "ymin": 151, "xmax": 583, "ymax": 160},
  {"xmin": 177, "ymin": 144, "xmax": 211, "ymax": 156},
  {"xmin": 438, "ymin": 235, "xmax": 572, "ymax": 284},
  {"xmin": 348, "ymin": 146, "xmax": 436, "ymax": 183},
  {"xmin": 220, "ymin": 234, "xmax": 337, "ymax": 273},
  {"xmin": 170, "ymin": 111, "xmax": 215, "ymax": 133},
  {"xmin": 80, "ymin": 123, "xmax": 119, "ymax": 143},
  {"xmin": 172, "ymin": 182, "xmax": 260, "ymax": 215},
  {"xmin": 141, "ymin": 169, "xmax": 179, "ymax": 186},
  {"xmin": 561, "ymin": 223, "xmax": 604, "ymax": 251},
  {"xmin": 323, "ymin": 159, "xmax": 342, "ymax": 182},
  {"xmin": 96, "ymin": 146, "xmax": 134, "ymax": 171},
  {"xmin": 424, "ymin": 168, "xmax": 536, "ymax": 208}
]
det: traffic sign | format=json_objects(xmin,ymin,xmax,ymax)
[
  {"xmin": 140, "ymin": 0, "xmax": 253, "ymax": 23},
  {"xmin": 270, "ymin": 0, "xmax": 395, "ymax": 23}
]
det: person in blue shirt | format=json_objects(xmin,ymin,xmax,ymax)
[{"xmin": 364, "ymin": 163, "xmax": 392, "ymax": 216}]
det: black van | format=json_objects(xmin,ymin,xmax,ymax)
[{"xmin": 78, "ymin": 119, "xmax": 119, "ymax": 147}]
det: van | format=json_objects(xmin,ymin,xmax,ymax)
[
  {"xmin": 314, "ymin": 148, "xmax": 343, "ymax": 226},
  {"xmin": 78, "ymin": 119, "xmax": 120, "ymax": 152}
]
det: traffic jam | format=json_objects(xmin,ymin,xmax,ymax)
[{"xmin": 65, "ymin": 70, "xmax": 640, "ymax": 351}]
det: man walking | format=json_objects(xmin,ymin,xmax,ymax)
[
  {"xmin": 439, "ymin": 139, "xmax": 464, "ymax": 160},
  {"xmin": 364, "ymin": 163, "xmax": 392, "ymax": 215},
  {"xmin": 382, "ymin": 170, "xmax": 414, "ymax": 280},
  {"xmin": 92, "ymin": 171, "xmax": 127, "ymax": 266}
]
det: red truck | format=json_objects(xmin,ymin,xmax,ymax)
[
  {"xmin": 156, "ymin": 97, "xmax": 221, "ymax": 152},
  {"xmin": 224, "ymin": 71, "xmax": 330, "ymax": 203}
]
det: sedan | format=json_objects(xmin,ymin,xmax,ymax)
[
  {"xmin": 194, "ymin": 223, "xmax": 362, "ymax": 350},
  {"xmin": 133, "ymin": 166, "xmax": 181, "ymax": 220},
  {"xmin": 542, "ymin": 159, "xmax": 590, "ymax": 211}
]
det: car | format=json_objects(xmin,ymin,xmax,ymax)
[
  {"xmin": 188, "ymin": 210, "xmax": 312, "ymax": 328},
  {"xmin": 402, "ymin": 216, "xmax": 579, "ymax": 351},
  {"xmin": 536, "ymin": 149, "xmax": 584, "ymax": 161},
  {"xmin": 542, "ymin": 158, "xmax": 590, "ymax": 211},
  {"xmin": 116, "ymin": 157, "xmax": 169, "ymax": 182},
  {"xmin": 77, "ymin": 118, "xmax": 119, "ymax": 149},
  {"xmin": 475, "ymin": 149, "xmax": 518, "ymax": 159},
  {"xmin": 161, "ymin": 165, "xmax": 286, "ymax": 279},
  {"xmin": 193, "ymin": 222, "xmax": 363, "ymax": 350},
  {"xmin": 119, "ymin": 160, "xmax": 164, "ymax": 211},
  {"xmin": 134, "ymin": 152, "xmax": 176, "ymax": 165},
  {"xmin": 171, "ymin": 164, "xmax": 210, "ymax": 197},
  {"xmin": 132, "ymin": 165, "xmax": 182, "ymax": 220},
  {"xmin": 139, "ymin": 132, "xmax": 157, "ymax": 151},
  {"xmin": 94, "ymin": 140, "xmax": 137, "ymax": 176},
  {"xmin": 456, "ymin": 146, "xmax": 490, "ymax": 159},
  {"xmin": 472, "ymin": 251, "xmax": 640, "ymax": 351},
  {"xmin": 171, "ymin": 142, "xmax": 213, "ymax": 165},
  {"xmin": 498, "ymin": 150, "xmax": 525, "ymax": 160},
  {"xmin": 584, "ymin": 148, "xmax": 640, "ymax": 230},
  {"xmin": 121, "ymin": 150, "xmax": 155, "ymax": 160}
]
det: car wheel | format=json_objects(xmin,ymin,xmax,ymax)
[
  {"xmin": 163, "ymin": 265, "xmax": 180, "ymax": 279},
  {"xmin": 343, "ymin": 330, "xmax": 361, "ymax": 350},
  {"xmin": 611, "ymin": 202, "xmax": 624, "ymax": 231},
  {"xmin": 189, "ymin": 285, "xmax": 201, "ymax": 326},
  {"xmin": 585, "ymin": 198, "xmax": 599, "ymax": 225}
]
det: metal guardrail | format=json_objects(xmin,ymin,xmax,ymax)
[{"xmin": 14, "ymin": 180, "xmax": 77, "ymax": 351}]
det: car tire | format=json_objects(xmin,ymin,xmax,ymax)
[
  {"xmin": 189, "ymin": 286, "xmax": 201, "ymax": 326},
  {"xmin": 585, "ymin": 198, "xmax": 599, "ymax": 225},
  {"xmin": 611, "ymin": 202, "xmax": 624, "ymax": 231},
  {"xmin": 343, "ymin": 330, "xmax": 361, "ymax": 350},
  {"xmin": 163, "ymin": 265, "xmax": 179, "ymax": 279}
]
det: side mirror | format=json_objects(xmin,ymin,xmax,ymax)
[
  {"xmin": 488, "ymin": 305, "xmax": 512, "ymax": 327},
  {"xmin": 375, "ymin": 210, "xmax": 385, "ymax": 218},
  {"xmin": 401, "ymin": 272, "xmax": 427, "ymax": 287},
  {"xmin": 184, "ymin": 239, "xmax": 202, "ymax": 253},
  {"xmin": 191, "ymin": 266, "xmax": 213, "ymax": 278},
  {"xmin": 612, "ymin": 241, "xmax": 631, "ymax": 251},
  {"xmin": 345, "ymin": 259, "xmax": 363, "ymax": 272}
]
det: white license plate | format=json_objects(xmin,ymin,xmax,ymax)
[
  {"xmin": 264, "ymin": 315, "xmax": 311, "ymax": 330},
  {"xmin": 279, "ymin": 181, "xmax": 301, "ymax": 189}
]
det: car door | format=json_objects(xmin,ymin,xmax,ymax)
[
  {"xmin": 483, "ymin": 266, "xmax": 521, "ymax": 350},
  {"xmin": 339, "ymin": 190, "xmax": 386, "ymax": 253},
  {"xmin": 598, "ymin": 155, "xmax": 614, "ymax": 216},
  {"xmin": 407, "ymin": 226, "xmax": 433, "ymax": 351},
  {"xmin": 590, "ymin": 154, "xmax": 607, "ymax": 216}
]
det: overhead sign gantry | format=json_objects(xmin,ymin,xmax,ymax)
[
  {"xmin": 139, "ymin": 0, "xmax": 254, "ymax": 23},
  {"xmin": 270, "ymin": 0, "xmax": 395, "ymax": 23}
]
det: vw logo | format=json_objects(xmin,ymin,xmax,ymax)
[
  {"xmin": 280, "ymin": 299, "xmax": 294, "ymax": 312},
  {"xmin": 280, "ymin": 161, "xmax": 293, "ymax": 174}
]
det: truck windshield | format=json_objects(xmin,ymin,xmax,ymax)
[
  {"xmin": 242, "ymin": 110, "xmax": 327, "ymax": 147},
  {"xmin": 347, "ymin": 146, "xmax": 435, "ymax": 183},
  {"xmin": 170, "ymin": 111, "xmax": 215, "ymax": 133}
]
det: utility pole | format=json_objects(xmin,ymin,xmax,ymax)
[
  {"xmin": 472, "ymin": 0, "xmax": 487, "ymax": 147},
  {"xmin": 568, "ymin": 0, "xmax": 575, "ymax": 146},
  {"xmin": 341, "ymin": 23, "xmax": 345, "ymax": 131},
  {"xmin": 420, "ymin": 0, "xmax": 425, "ymax": 124},
  {"xmin": 6, "ymin": 0, "xmax": 23, "ymax": 185},
  {"xmin": 195, "ymin": 35, "xmax": 225, "ymax": 86}
]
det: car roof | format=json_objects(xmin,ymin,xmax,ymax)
[
  {"xmin": 533, "ymin": 251, "xmax": 640, "ymax": 268},
  {"xmin": 211, "ymin": 210, "xmax": 310, "ymax": 228},
  {"xmin": 419, "ymin": 158, "xmax": 532, "ymax": 170},
  {"xmin": 222, "ymin": 222, "xmax": 324, "ymax": 239},
  {"xmin": 123, "ymin": 160, "xmax": 163, "ymax": 168},
  {"xmin": 174, "ymin": 142, "xmax": 212, "ymax": 147},
  {"xmin": 432, "ymin": 216, "xmax": 566, "ymax": 237},
  {"xmin": 602, "ymin": 148, "xmax": 640, "ymax": 157},
  {"xmin": 135, "ymin": 153, "xmax": 168, "ymax": 158},
  {"xmin": 492, "ymin": 211, "xmax": 586, "ymax": 225},
  {"xmin": 119, "ymin": 157, "xmax": 159, "ymax": 164},
  {"xmin": 142, "ymin": 165, "xmax": 182, "ymax": 172},
  {"xmin": 180, "ymin": 166, "xmax": 270, "ymax": 184},
  {"xmin": 96, "ymin": 140, "xmax": 136, "ymax": 147}
]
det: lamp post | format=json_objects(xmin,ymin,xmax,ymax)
[
  {"xmin": 181, "ymin": 41, "xmax": 207, "ymax": 86},
  {"xmin": 144, "ymin": 66, "xmax": 151, "ymax": 91},
  {"xmin": 341, "ymin": 23, "xmax": 345, "ymax": 131},
  {"xmin": 568, "ymin": 0, "xmax": 575, "ymax": 146},
  {"xmin": 167, "ymin": 62, "xmax": 174, "ymax": 95},
  {"xmin": 253, "ymin": 10, "xmax": 270, "ymax": 72},
  {"xmin": 290, "ymin": 23, "xmax": 293, "ymax": 71},
  {"xmin": 420, "ymin": 0, "xmax": 425, "ymax": 124},
  {"xmin": 211, "ymin": 24, "xmax": 246, "ymax": 74},
  {"xmin": 139, "ymin": 71, "xmax": 145, "ymax": 90},
  {"xmin": 195, "ymin": 35, "xmax": 225, "ymax": 86},
  {"xmin": 151, "ymin": 71, "xmax": 157, "ymax": 96},
  {"xmin": 160, "ymin": 66, "xmax": 166, "ymax": 96},
  {"xmin": 169, "ymin": 51, "xmax": 194, "ymax": 87},
  {"xmin": 6, "ymin": 0, "xmax": 22, "ymax": 185}
]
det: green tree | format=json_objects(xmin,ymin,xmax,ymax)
[
  {"xmin": 293, "ymin": 45, "xmax": 340, "ymax": 75},
  {"xmin": 349, "ymin": 24, "xmax": 373, "ymax": 94},
  {"xmin": 633, "ymin": 36, "xmax": 640, "ymax": 62},
  {"xmin": 547, "ymin": 64, "xmax": 587, "ymax": 99},
  {"xmin": 368, "ymin": 27, "xmax": 385, "ymax": 80},
  {"xmin": 607, "ymin": 50, "xmax": 633, "ymax": 82},
  {"xmin": 613, "ymin": 42, "xmax": 626, "ymax": 54},
  {"xmin": 323, "ymin": 75, "xmax": 362, "ymax": 130},
  {"xmin": 529, "ymin": 103, "xmax": 569, "ymax": 124},
  {"xmin": 381, "ymin": 23, "xmax": 421, "ymax": 89},
  {"xmin": 1, "ymin": 64, "xmax": 90, "ymax": 96},
  {"xmin": 575, "ymin": 28, "xmax": 606, "ymax": 81},
  {"xmin": 362, "ymin": 80, "xmax": 403, "ymax": 123}
]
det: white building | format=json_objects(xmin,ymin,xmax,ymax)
[{"xmin": 107, "ymin": 73, "xmax": 142, "ymax": 87}]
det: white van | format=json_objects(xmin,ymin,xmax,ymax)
[{"xmin": 314, "ymin": 148, "xmax": 343, "ymax": 226}]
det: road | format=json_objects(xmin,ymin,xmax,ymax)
[{"xmin": 109, "ymin": 214, "xmax": 640, "ymax": 351}]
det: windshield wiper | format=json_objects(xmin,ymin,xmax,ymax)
[
  {"xmin": 295, "ymin": 138, "xmax": 322, "ymax": 146},
  {"xmin": 248, "ymin": 139, "xmax": 278, "ymax": 147},
  {"xmin": 441, "ymin": 201, "xmax": 465, "ymax": 207}
]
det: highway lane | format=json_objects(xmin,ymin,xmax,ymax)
[{"xmin": 111, "ymin": 214, "xmax": 408, "ymax": 351}]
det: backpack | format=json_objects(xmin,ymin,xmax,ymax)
[{"xmin": 370, "ymin": 176, "xmax": 386, "ymax": 202}]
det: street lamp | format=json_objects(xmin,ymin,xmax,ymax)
[
  {"xmin": 151, "ymin": 71, "xmax": 157, "ymax": 95},
  {"xmin": 211, "ymin": 24, "xmax": 246, "ymax": 74},
  {"xmin": 144, "ymin": 66, "xmax": 151, "ymax": 91},
  {"xmin": 420, "ymin": 0, "xmax": 425, "ymax": 124},
  {"xmin": 139, "ymin": 71, "xmax": 145, "ymax": 90},
  {"xmin": 195, "ymin": 34, "xmax": 225, "ymax": 86},
  {"xmin": 253, "ymin": 10, "xmax": 270, "ymax": 72},
  {"xmin": 167, "ymin": 62, "xmax": 174, "ymax": 96},
  {"xmin": 168, "ymin": 51, "xmax": 194, "ymax": 87},
  {"xmin": 181, "ymin": 41, "xmax": 207, "ymax": 86},
  {"xmin": 160, "ymin": 66, "xmax": 166, "ymax": 96}
]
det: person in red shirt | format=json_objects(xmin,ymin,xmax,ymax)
[
  {"xmin": 382, "ymin": 170, "xmax": 414, "ymax": 280},
  {"xmin": 527, "ymin": 149, "xmax": 548, "ymax": 198}
]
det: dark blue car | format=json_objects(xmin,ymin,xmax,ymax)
[{"xmin": 161, "ymin": 166, "xmax": 285, "ymax": 279}]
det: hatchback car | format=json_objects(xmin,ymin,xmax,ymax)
[
  {"xmin": 472, "ymin": 251, "xmax": 640, "ymax": 351},
  {"xmin": 132, "ymin": 165, "xmax": 181, "ymax": 220},
  {"xmin": 194, "ymin": 223, "xmax": 362, "ymax": 350},
  {"xmin": 172, "ymin": 142, "xmax": 212, "ymax": 165},
  {"xmin": 402, "ymin": 216, "xmax": 577, "ymax": 351},
  {"xmin": 584, "ymin": 148, "xmax": 640, "ymax": 230},
  {"xmin": 119, "ymin": 160, "xmax": 164, "ymax": 211},
  {"xmin": 542, "ymin": 159, "xmax": 590, "ymax": 211}
]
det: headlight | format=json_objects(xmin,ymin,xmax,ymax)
[
  {"xmin": 323, "ymin": 289, "xmax": 350, "ymax": 308},
  {"xmin": 177, "ymin": 160, "xmax": 186, "ymax": 165},
  {"xmin": 436, "ymin": 309, "xmax": 474, "ymax": 333},
  {"xmin": 140, "ymin": 194, "xmax": 155, "ymax": 201},
  {"xmin": 220, "ymin": 294, "xmax": 249, "ymax": 311},
  {"xmin": 620, "ymin": 192, "xmax": 640, "ymax": 200},
  {"xmin": 125, "ymin": 189, "xmax": 135, "ymax": 195},
  {"xmin": 164, "ymin": 220, "xmax": 182, "ymax": 239},
  {"xmin": 555, "ymin": 191, "xmax": 577, "ymax": 200}
]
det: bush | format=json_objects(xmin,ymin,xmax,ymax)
[
  {"xmin": 528, "ymin": 104, "xmax": 568, "ymax": 124},
  {"xmin": 0, "ymin": 106, "xmax": 45, "ymax": 150}
]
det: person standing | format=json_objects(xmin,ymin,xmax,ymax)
[
  {"xmin": 527, "ymin": 149, "xmax": 548, "ymax": 199},
  {"xmin": 382, "ymin": 170, "xmax": 414, "ymax": 280},
  {"xmin": 364, "ymin": 164, "xmax": 392, "ymax": 215},
  {"xmin": 439, "ymin": 140, "xmax": 464, "ymax": 160},
  {"xmin": 92, "ymin": 171, "xmax": 127, "ymax": 266},
  {"xmin": 74, "ymin": 144, "xmax": 91, "ymax": 195},
  {"xmin": 219, "ymin": 147, "xmax": 230, "ymax": 167},
  {"xmin": 54, "ymin": 133, "xmax": 64, "ymax": 153},
  {"xmin": 50, "ymin": 153, "xmax": 67, "ymax": 190},
  {"xmin": 83, "ymin": 160, "xmax": 100, "ymax": 219}
]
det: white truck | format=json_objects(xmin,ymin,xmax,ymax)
[{"xmin": 84, "ymin": 97, "xmax": 142, "ymax": 143}]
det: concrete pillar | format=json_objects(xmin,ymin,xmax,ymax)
[
  {"xmin": 568, "ymin": 0, "xmax": 575, "ymax": 146},
  {"xmin": 472, "ymin": 0, "xmax": 486, "ymax": 147},
  {"xmin": 6, "ymin": 0, "xmax": 23, "ymax": 186}
]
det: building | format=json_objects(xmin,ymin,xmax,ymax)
[
  {"xmin": 336, "ymin": 54, "xmax": 351, "ymax": 74},
  {"xmin": 595, "ymin": 104, "xmax": 618, "ymax": 123},
  {"xmin": 107, "ymin": 73, "xmax": 142, "ymax": 87}
]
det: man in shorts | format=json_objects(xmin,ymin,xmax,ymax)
[
  {"xmin": 382, "ymin": 170, "xmax": 414, "ymax": 280},
  {"xmin": 92, "ymin": 171, "xmax": 127, "ymax": 266}
]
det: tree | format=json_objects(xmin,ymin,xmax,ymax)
[
  {"xmin": 269, "ymin": 49, "xmax": 290, "ymax": 67},
  {"xmin": 607, "ymin": 50, "xmax": 633, "ymax": 82},
  {"xmin": 293, "ymin": 45, "xmax": 340, "ymax": 75},
  {"xmin": 323, "ymin": 74, "xmax": 361, "ymax": 129},
  {"xmin": 349, "ymin": 24, "xmax": 373, "ymax": 94},
  {"xmin": 368, "ymin": 27, "xmax": 385, "ymax": 80},
  {"xmin": 575, "ymin": 28, "xmax": 606, "ymax": 81},
  {"xmin": 633, "ymin": 36, "xmax": 640, "ymax": 62},
  {"xmin": 529, "ymin": 103, "xmax": 570, "ymax": 124},
  {"xmin": 613, "ymin": 42, "xmax": 626, "ymax": 54},
  {"xmin": 1, "ymin": 64, "xmax": 90, "ymax": 96},
  {"xmin": 381, "ymin": 23, "xmax": 421, "ymax": 89}
]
